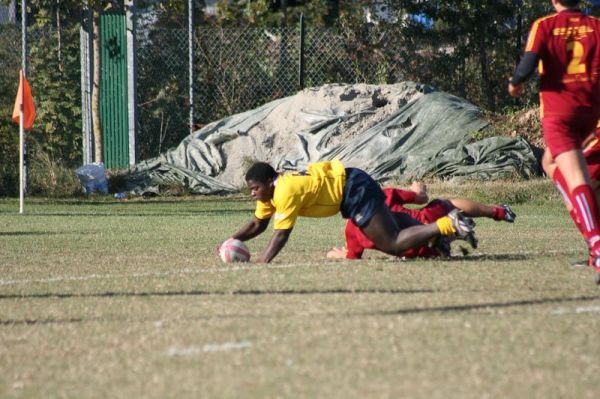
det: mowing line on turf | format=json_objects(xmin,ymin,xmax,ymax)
[
  {"xmin": 166, "ymin": 341, "xmax": 253, "ymax": 356},
  {"xmin": 549, "ymin": 305, "xmax": 600, "ymax": 315},
  {"xmin": 0, "ymin": 263, "xmax": 325, "ymax": 286}
]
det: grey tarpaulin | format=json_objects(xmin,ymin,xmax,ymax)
[{"xmin": 126, "ymin": 83, "xmax": 540, "ymax": 195}]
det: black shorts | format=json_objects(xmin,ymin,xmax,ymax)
[{"xmin": 340, "ymin": 168, "xmax": 386, "ymax": 228}]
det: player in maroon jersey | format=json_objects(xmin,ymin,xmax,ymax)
[
  {"xmin": 326, "ymin": 183, "xmax": 516, "ymax": 260},
  {"xmin": 509, "ymin": 0, "xmax": 600, "ymax": 283}
]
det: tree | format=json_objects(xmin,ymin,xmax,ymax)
[{"xmin": 371, "ymin": 0, "xmax": 554, "ymax": 111}]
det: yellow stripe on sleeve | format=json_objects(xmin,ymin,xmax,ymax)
[
  {"xmin": 525, "ymin": 21, "xmax": 541, "ymax": 52},
  {"xmin": 525, "ymin": 14, "xmax": 555, "ymax": 52}
]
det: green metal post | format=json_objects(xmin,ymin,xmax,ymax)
[{"xmin": 100, "ymin": 12, "xmax": 129, "ymax": 169}]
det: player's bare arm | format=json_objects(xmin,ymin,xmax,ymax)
[
  {"xmin": 232, "ymin": 216, "xmax": 270, "ymax": 242},
  {"xmin": 410, "ymin": 181, "xmax": 429, "ymax": 204},
  {"xmin": 258, "ymin": 228, "xmax": 292, "ymax": 263}
]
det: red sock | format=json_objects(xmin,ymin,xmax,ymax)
[
  {"xmin": 568, "ymin": 209, "xmax": 584, "ymax": 235},
  {"xmin": 492, "ymin": 206, "xmax": 505, "ymax": 221},
  {"xmin": 552, "ymin": 168, "xmax": 584, "ymax": 234},
  {"xmin": 571, "ymin": 184, "xmax": 600, "ymax": 256}
]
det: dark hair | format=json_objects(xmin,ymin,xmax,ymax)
[
  {"xmin": 245, "ymin": 162, "xmax": 277, "ymax": 183},
  {"xmin": 558, "ymin": 0, "xmax": 579, "ymax": 7}
]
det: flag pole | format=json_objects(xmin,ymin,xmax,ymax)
[
  {"xmin": 20, "ymin": 0, "xmax": 28, "ymax": 214},
  {"xmin": 19, "ymin": 100, "xmax": 24, "ymax": 214}
]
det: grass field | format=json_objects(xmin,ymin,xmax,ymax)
[{"xmin": 1, "ymin": 180, "xmax": 599, "ymax": 399}]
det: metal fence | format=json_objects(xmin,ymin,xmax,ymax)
[
  {"xmin": 135, "ymin": 19, "xmax": 409, "ymax": 160},
  {"xmin": 0, "ymin": 1, "xmax": 16, "ymax": 25}
]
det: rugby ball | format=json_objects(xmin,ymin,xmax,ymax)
[{"xmin": 219, "ymin": 238, "xmax": 250, "ymax": 263}]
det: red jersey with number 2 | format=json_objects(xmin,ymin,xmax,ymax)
[{"xmin": 526, "ymin": 10, "xmax": 600, "ymax": 118}]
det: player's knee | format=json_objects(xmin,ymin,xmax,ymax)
[{"xmin": 376, "ymin": 241, "xmax": 398, "ymax": 255}]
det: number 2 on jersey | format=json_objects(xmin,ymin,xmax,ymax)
[{"xmin": 567, "ymin": 40, "xmax": 586, "ymax": 75}]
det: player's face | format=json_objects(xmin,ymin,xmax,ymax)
[{"xmin": 247, "ymin": 179, "xmax": 274, "ymax": 202}]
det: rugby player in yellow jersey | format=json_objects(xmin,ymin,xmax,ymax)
[{"xmin": 226, "ymin": 160, "xmax": 477, "ymax": 263}]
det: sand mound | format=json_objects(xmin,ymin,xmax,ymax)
[{"xmin": 220, "ymin": 82, "xmax": 431, "ymax": 187}]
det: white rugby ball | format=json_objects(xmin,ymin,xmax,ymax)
[{"xmin": 219, "ymin": 238, "xmax": 250, "ymax": 263}]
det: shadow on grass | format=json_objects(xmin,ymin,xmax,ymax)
[
  {"xmin": 0, "ymin": 231, "xmax": 63, "ymax": 236},
  {"xmin": 448, "ymin": 253, "xmax": 531, "ymax": 262},
  {"xmin": 372, "ymin": 295, "xmax": 600, "ymax": 316},
  {"xmin": 364, "ymin": 253, "xmax": 531, "ymax": 263},
  {"xmin": 1, "ymin": 294, "xmax": 599, "ymax": 326},
  {"xmin": 0, "ymin": 287, "xmax": 434, "ymax": 301}
]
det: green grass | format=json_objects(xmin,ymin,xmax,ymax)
[{"xmin": 1, "ymin": 180, "xmax": 599, "ymax": 399}]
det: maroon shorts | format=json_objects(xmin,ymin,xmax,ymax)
[
  {"xmin": 543, "ymin": 115, "xmax": 597, "ymax": 158},
  {"xmin": 415, "ymin": 199, "xmax": 454, "ymax": 224}
]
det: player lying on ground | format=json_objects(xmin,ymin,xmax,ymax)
[
  {"xmin": 225, "ymin": 160, "xmax": 476, "ymax": 263},
  {"xmin": 542, "ymin": 134, "xmax": 600, "ymax": 266},
  {"xmin": 326, "ymin": 182, "xmax": 516, "ymax": 260}
]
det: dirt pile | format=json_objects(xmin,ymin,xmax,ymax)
[{"xmin": 220, "ymin": 82, "xmax": 432, "ymax": 187}]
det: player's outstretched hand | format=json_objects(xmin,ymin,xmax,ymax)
[
  {"xmin": 411, "ymin": 181, "xmax": 428, "ymax": 204},
  {"xmin": 327, "ymin": 247, "xmax": 348, "ymax": 259}
]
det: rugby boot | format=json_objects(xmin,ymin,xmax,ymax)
[
  {"xmin": 501, "ymin": 205, "xmax": 516, "ymax": 223},
  {"xmin": 432, "ymin": 236, "xmax": 452, "ymax": 258},
  {"xmin": 447, "ymin": 209, "xmax": 478, "ymax": 249}
]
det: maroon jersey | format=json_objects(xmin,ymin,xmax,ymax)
[{"xmin": 526, "ymin": 10, "xmax": 600, "ymax": 118}]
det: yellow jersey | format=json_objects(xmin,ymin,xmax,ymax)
[{"xmin": 254, "ymin": 160, "xmax": 347, "ymax": 230}]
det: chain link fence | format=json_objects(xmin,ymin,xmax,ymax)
[
  {"xmin": 0, "ymin": 24, "xmax": 23, "ymax": 114},
  {"xmin": 135, "ymin": 21, "xmax": 411, "ymax": 160}
]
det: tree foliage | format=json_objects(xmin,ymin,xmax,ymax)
[
  {"xmin": 211, "ymin": 0, "xmax": 339, "ymax": 27},
  {"xmin": 340, "ymin": 1, "xmax": 554, "ymax": 112}
]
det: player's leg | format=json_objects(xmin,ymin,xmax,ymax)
[
  {"xmin": 341, "ymin": 167, "xmax": 475, "ymax": 257},
  {"xmin": 448, "ymin": 198, "xmax": 515, "ymax": 222},
  {"xmin": 554, "ymin": 149, "xmax": 600, "ymax": 274},
  {"xmin": 544, "ymin": 117, "xmax": 600, "ymax": 279},
  {"xmin": 554, "ymin": 168, "xmax": 585, "ymax": 229},
  {"xmin": 544, "ymin": 146, "xmax": 597, "ymax": 265},
  {"xmin": 543, "ymin": 148, "xmax": 576, "ymax": 212},
  {"xmin": 555, "ymin": 150, "xmax": 599, "ymax": 228},
  {"xmin": 392, "ymin": 211, "xmax": 423, "ymax": 228},
  {"xmin": 360, "ymin": 204, "xmax": 475, "ymax": 256},
  {"xmin": 360, "ymin": 204, "xmax": 441, "ymax": 255}
]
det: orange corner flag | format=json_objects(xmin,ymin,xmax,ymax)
[{"xmin": 12, "ymin": 70, "xmax": 36, "ymax": 130}]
